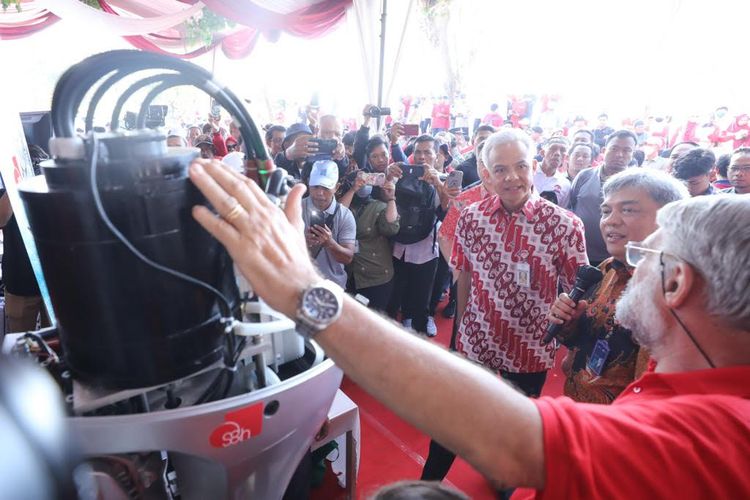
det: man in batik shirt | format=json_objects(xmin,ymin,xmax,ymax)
[
  {"xmin": 451, "ymin": 129, "xmax": 588, "ymax": 394},
  {"xmin": 547, "ymin": 169, "xmax": 688, "ymax": 403},
  {"xmin": 422, "ymin": 129, "xmax": 588, "ymax": 484}
]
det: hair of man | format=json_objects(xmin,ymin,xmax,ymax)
[
  {"xmin": 657, "ymin": 195, "xmax": 750, "ymax": 329},
  {"xmin": 602, "ymin": 168, "xmax": 689, "ymax": 207},
  {"xmin": 672, "ymin": 148, "xmax": 716, "ymax": 180},
  {"xmin": 605, "ymin": 129, "xmax": 638, "ymax": 147},
  {"xmin": 481, "ymin": 128, "xmax": 535, "ymax": 167}
]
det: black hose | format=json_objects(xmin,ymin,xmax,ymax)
[{"xmin": 50, "ymin": 50, "xmax": 267, "ymax": 162}]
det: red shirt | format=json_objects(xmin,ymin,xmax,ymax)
[
  {"xmin": 451, "ymin": 193, "xmax": 587, "ymax": 373},
  {"xmin": 514, "ymin": 365, "xmax": 750, "ymax": 499},
  {"xmin": 432, "ymin": 102, "xmax": 451, "ymax": 130},
  {"xmin": 438, "ymin": 184, "xmax": 490, "ymax": 245}
]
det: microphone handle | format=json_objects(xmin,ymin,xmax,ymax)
[{"xmin": 542, "ymin": 284, "xmax": 586, "ymax": 344}]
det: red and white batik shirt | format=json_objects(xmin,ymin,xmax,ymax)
[{"xmin": 451, "ymin": 193, "xmax": 588, "ymax": 373}]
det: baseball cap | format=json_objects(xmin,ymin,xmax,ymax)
[
  {"xmin": 283, "ymin": 122, "xmax": 313, "ymax": 147},
  {"xmin": 308, "ymin": 160, "xmax": 339, "ymax": 190},
  {"xmin": 194, "ymin": 134, "xmax": 214, "ymax": 147}
]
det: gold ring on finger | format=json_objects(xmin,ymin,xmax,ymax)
[{"xmin": 224, "ymin": 203, "xmax": 244, "ymax": 222}]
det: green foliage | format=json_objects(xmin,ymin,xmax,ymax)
[
  {"xmin": 80, "ymin": 0, "xmax": 102, "ymax": 9},
  {"xmin": 419, "ymin": 0, "xmax": 451, "ymax": 47},
  {"xmin": 1, "ymin": 0, "xmax": 21, "ymax": 13},
  {"xmin": 185, "ymin": 8, "xmax": 235, "ymax": 47}
]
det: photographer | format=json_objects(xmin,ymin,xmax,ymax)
[
  {"xmin": 301, "ymin": 161, "xmax": 356, "ymax": 288},
  {"xmin": 339, "ymin": 172, "xmax": 400, "ymax": 311},
  {"xmin": 386, "ymin": 135, "xmax": 459, "ymax": 335},
  {"xmin": 275, "ymin": 119, "xmax": 349, "ymax": 184},
  {"xmin": 353, "ymin": 105, "xmax": 408, "ymax": 172}
]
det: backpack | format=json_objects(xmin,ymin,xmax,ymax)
[{"xmin": 392, "ymin": 175, "xmax": 437, "ymax": 244}]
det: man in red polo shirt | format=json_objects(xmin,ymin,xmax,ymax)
[{"xmin": 190, "ymin": 154, "xmax": 750, "ymax": 499}]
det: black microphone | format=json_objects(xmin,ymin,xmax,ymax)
[{"xmin": 542, "ymin": 265, "xmax": 604, "ymax": 345}]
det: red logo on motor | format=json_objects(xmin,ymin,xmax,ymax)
[{"xmin": 209, "ymin": 403, "xmax": 264, "ymax": 448}]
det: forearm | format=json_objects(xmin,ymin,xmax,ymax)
[
  {"xmin": 384, "ymin": 198, "xmax": 398, "ymax": 223},
  {"xmin": 339, "ymin": 188, "xmax": 356, "ymax": 208},
  {"xmin": 437, "ymin": 186, "xmax": 451, "ymax": 211},
  {"xmin": 315, "ymin": 296, "xmax": 544, "ymax": 488},
  {"xmin": 325, "ymin": 241, "xmax": 354, "ymax": 264}
]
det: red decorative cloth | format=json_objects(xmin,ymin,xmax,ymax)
[{"xmin": 0, "ymin": 10, "xmax": 59, "ymax": 40}]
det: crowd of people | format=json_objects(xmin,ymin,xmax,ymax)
[
  {"xmin": 175, "ymin": 95, "xmax": 749, "ymax": 498},
  {"xmin": 5, "ymin": 94, "xmax": 747, "ymax": 498}
]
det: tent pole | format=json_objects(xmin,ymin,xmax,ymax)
[{"xmin": 377, "ymin": 0, "xmax": 387, "ymax": 131}]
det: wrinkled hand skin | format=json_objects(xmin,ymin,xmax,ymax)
[{"xmin": 189, "ymin": 159, "xmax": 321, "ymax": 318}]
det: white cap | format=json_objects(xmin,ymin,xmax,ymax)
[{"xmin": 308, "ymin": 160, "xmax": 339, "ymax": 190}]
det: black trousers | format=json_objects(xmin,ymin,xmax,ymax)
[
  {"xmin": 356, "ymin": 279, "xmax": 394, "ymax": 312},
  {"xmin": 420, "ymin": 370, "xmax": 548, "ymax": 483},
  {"xmin": 387, "ymin": 256, "xmax": 438, "ymax": 333},
  {"xmin": 429, "ymin": 255, "xmax": 452, "ymax": 316}
]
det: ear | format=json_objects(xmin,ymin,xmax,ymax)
[
  {"xmin": 662, "ymin": 260, "xmax": 696, "ymax": 309},
  {"xmin": 531, "ymin": 158, "xmax": 538, "ymax": 174},
  {"xmin": 479, "ymin": 166, "xmax": 491, "ymax": 184},
  {"xmin": 539, "ymin": 149, "xmax": 546, "ymax": 159}
]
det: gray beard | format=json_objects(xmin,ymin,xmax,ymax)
[{"xmin": 615, "ymin": 269, "xmax": 668, "ymax": 353}]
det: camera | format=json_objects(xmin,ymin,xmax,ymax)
[
  {"xmin": 402, "ymin": 164, "xmax": 425, "ymax": 178},
  {"xmin": 308, "ymin": 138, "xmax": 337, "ymax": 162},
  {"xmin": 367, "ymin": 106, "xmax": 391, "ymax": 117},
  {"xmin": 145, "ymin": 104, "xmax": 168, "ymax": 129}
]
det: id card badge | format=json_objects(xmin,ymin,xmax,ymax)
[
  {"xmin": 587, "ymin": 339, "xmax": 610, "ymax": 377},
  {"xmin": 517, "ymin": 263, "xmax": 531, "ymax": 288}
]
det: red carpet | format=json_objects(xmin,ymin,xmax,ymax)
[{"xmin": 312, "ymin": 299, "xmax": 566, "ymax": 499}]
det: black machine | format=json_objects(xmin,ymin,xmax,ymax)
[{"xmin": 18, "ymin": 50, "xmax": 272, "ymax": 389}]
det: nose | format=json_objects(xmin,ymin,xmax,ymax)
[{"xmin": 603, "ymin": 210, "xmax": 623, "ymax": 226}]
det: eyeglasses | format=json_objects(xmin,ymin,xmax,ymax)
[
  {"xmin": 625, "ymin": 241, "xmax": 663, "ymax": 267},
  {"xmin": 728, "ymin": 165, "xmax": 750, "ymax": 174}
]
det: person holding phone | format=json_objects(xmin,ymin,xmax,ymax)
[
  {"xmin": 301, "ymin": 161, "xmax": 356, "ymax": 289},
  {"xmin": 276, "ymin": 117, "xmax": 349, "ymax": 184},
  {"xmin": 339, "ymin": 172, "xmax": 400, "ymax": 311},
  {"xmin": 386, "ymin": 136, "xmax": 459, "ymax": 335}
]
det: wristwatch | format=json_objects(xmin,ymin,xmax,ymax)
[{"xmin": 295, "ymin": 280, "xmax": 344, "ymax": 338}]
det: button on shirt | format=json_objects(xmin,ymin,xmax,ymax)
[
  {"xmin": 452, "ymin": 193, "xmax": 588, "ymax": 373},
  {"xmin": 568, "ymin": 166, "xmax": 609, "ymax": 263}
]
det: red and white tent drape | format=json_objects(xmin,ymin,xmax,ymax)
[{"xmin": 0, "ymin": 0, "xmax": 351, "ymax": 59}]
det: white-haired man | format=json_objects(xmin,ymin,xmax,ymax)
[{"xmin": 189, "ymin": 153, "xmax": 750, "ymax": 497}]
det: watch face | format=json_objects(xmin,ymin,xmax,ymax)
[{"xmin": 302, "ymin": 287, "xmax": 340, "ymax": 323}]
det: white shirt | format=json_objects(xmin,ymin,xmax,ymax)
[{"xmin": 533, "ymin": 169, "xmax": 572, "ymax": 208}]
